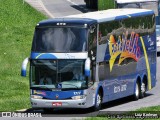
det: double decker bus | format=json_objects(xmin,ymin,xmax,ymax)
[
  {"xmin": 21, "ymin": 9, "xmax": 156, "ymax": 111},
  {"xmin": 84, "ymin": 0, "xmax": 160, "ymax": 26},
  {"xmin": 115, "ymin": 0, "xmax": 159, "ymax": 24}
]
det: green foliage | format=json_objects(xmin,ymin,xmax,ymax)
[
  {"xmin": 0, "ymin": 0, "xmax": 47, "ymax": 111},
  {"xmin": 98, "ymin": 0, "xmax": 116, "ymax": 10},
  {"xmin": 136, "ymin": 105, "xmax": 160, "ymax": 111},
  {"xmin": 86, "ymin": 106, "xmax": 160, "ymax": 120}
]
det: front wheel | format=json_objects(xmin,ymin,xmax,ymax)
[{"xmin": 94, "ymin": 91, "xmax": 102, "ymax": 111}]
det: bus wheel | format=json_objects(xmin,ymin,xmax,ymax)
[
  {"xmin": 140, "ymin": 82, "xmax": 146, "ymax": 98},
  {"xmin": 133, "ymin": 82, "xmax": 140, "ymax": 100},
  {"xmin": 94, "ymin": 91, "xmax": 102, "ymax": 111}
]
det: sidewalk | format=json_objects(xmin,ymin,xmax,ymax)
[{"xmin": 25, "ymin": 0, "xmax": 54, "ymax": 18}]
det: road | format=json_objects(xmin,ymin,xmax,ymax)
[{"xmin": 41, "ymin": 0, "xmax": 94, "ymax": 17}]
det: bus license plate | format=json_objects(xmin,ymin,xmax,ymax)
[{"xmin": 52, "ymin": 102, "xmax": 62, "ymax": 106}]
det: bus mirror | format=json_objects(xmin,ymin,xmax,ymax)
[
  {"xmin": 85, "ymin": 58, "xmax": 91, "ymax": 77},
  {"xmin": 21, "ymin": 57, "xmax": 29, "ymax": 77},
  {"xmin": 90, "ymin": 25, "xmax": 96, "ymax": 33}
]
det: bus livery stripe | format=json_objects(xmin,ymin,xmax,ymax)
[
  {"xmin": 140, "ymin": 37, "xmax": 151, "ymax": 90},
  {"xmin": 35, "ymin": 53, "xmax": 45, "ymax": 59}
]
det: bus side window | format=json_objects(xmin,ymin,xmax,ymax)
[
  {"xmin": 88, "ymin": 24, "xmax": 97, "ymax": 59},
  {"xmin": 88, "ymin": 61, "xmax": 96, "ymax": 87}
]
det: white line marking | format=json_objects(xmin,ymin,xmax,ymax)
[
  {"xmin": 66, "ymin": 0, "xmax": 79, "ymax": 6},
  {"xmin": 39, "ymin": 0, "xmax": 55, "ymax": 18},
  {"xmin": 66, "ymin": 0, "xmax": 88, "ymax": 12}
]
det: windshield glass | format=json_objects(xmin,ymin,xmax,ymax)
[
  {"xmin": 32, "ymin": 27, "xmax": 87, "ymax": 52},
  {"xmin": 30, "ymin": 59, "xmax": 87, "ymax": 90}
]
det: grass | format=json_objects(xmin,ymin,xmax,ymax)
[
  {"xmin": 135, "ymin": 105, "xmax": 160, "ymax": 111},
  {"xmin": 85, "ymin": 106, "xmax": 160, "ymax": 120},
  {"xmin": 0, "ymin": 0, "xmax": 47, "ymax": 111},
  {"xmin": 98, "ymin": 0, "xmax": 115, "ymax": 10}
]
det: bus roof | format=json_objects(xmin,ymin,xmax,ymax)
[
  {"xmin": 37, "ymin": 18, "xmax": 97, "ymax": 27},
  {"xmin": 66, "ymin": 9, "xmax": 154, "ymax": 23},
  {"xmin": 116, "ymin": 0, "xmax": 158, "ymax": 3},
  {"xmin": 37, "ymin": 9, "xmax": 154, "ymax": 27}
]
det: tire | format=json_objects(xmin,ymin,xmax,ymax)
[
  {"xmin": 133, "ymin": 82, "xmax": 140, "ymax": 100},
  {"xmin": 85, "ymin": 0, "xmax": 97, "ymax": 9},
  {"xmin": 90, "ymin": 0, "xmax": 97, "ymax": 9},
  {"xmin": 94, "ymin": 91, "xmax": 102, "ymax": 111},
  {"xmin": 85, "ymin": 0, "xmax": 90, "ymax": 8},
  {"xmin": 140, "ymin": 82, "xmax": 146, "ymax": 98},
  {"xmin": 93, "ymin": 0, "xmax": 98, "ymax": 9}
]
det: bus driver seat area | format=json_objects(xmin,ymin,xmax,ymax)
[{"xmin": 39, "ymin": 70, "xmax": 52, "ymax": 85}]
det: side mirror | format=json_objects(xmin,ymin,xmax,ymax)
[
  {"xmin": 21, "ymin": 57, "xmax": 29, "ymax": 77},
  {"xmin": 85, "ymin": 58, "xmax": 91, "ymax": 77}
]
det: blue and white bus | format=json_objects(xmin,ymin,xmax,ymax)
[
  {"xmin": 21, "ymin": 9, "xmax": 157, "ymax": 111},
  {"xmin": 115, "ymin": 0, "xmax": 160, "ymax": 26}
]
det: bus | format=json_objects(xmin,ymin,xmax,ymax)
[
  {"xmin": 84, "ymin": 0, "xmax": 159, "ymax": 21},
  {"xmin": 115, "ymin": 0, "xmax": 159, "ymax": 24},
  {"xmin": 21, "ymin": 9, "xmax": 156, "ymax": 111}
]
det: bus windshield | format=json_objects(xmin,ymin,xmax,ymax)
[
  {"xmin": 30, "ymin": 59, "xmax": 87, "ymax": 90},
  {"xmin": 32, "ymin": 27, "xmax": 87, "ymax": 52}
]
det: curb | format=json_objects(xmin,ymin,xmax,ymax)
[
  {"xmin": 39, "ymin": 0, "xmax": 55, "ymax": 18},
  {"xmin": 25, "ymin": 0, "xmax": 54, "ymax": 18},
  {"xmin": 16, "ymin": 109, "xmax": 28, "ymax": 112}
]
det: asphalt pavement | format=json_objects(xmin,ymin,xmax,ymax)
[{"xmin": 25, "ymin": 0, "xmax": 94, "ymax": 18}]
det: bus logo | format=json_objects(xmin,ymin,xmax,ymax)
[
  {"xmin": 55, "ymin": 94, "xmax": 59, "ymax": 99},
  {"xmin": 109, "ymin": 32, "xmax": 141, "ymax": 72},
  {"xmin": 57, "ymin": 84, "xmax": 62, "ymax": 89}
]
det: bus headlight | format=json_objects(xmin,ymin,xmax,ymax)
[
  {"xmin": 31, "ymin": 95, "xmax": 43, "ymax": 99},
  {"xmin": 71, "ymin": 95, "xmax": 86, "ymax": 100}
]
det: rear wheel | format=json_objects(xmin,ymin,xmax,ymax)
[
  {"xmin": 140, "ymin": 82, "xmax": 147, "ymax": 98},
  {"xmin": 133, "ymin": 82, "xmax": 140, "ymax": 100}
]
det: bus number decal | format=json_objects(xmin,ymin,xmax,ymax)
[
  {"xmin": 114, "ymin": 84, "xmax": 127, "ymax": 93},
  {"xmin": 74, "ymin": 92, "xmax": 81, "ymax": 95}
]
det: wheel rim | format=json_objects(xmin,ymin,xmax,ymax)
[
  {"xmin": 140, "ymin": 82, "xmax": 146, "ymax": 98},
  {"xmin": 141, "ymin": 83, "xmax": 146, "ymax": 93},
  {"xmin": 135, "ymin": 83, "xmax": 139, "ymax": 97},
  {"xmin": 96, "ymin": 94, "xmax": 101, "ymax": 107}
]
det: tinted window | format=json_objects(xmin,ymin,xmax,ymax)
[{"xmin": 32, "ymin": 27, "xmax": 87, "ymax": 52}]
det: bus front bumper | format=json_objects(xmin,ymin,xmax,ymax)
[{"xmin": 31, "ymin": 98, "xmax": 88, "ymax": 108}]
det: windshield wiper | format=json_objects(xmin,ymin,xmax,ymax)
[
  {"xmin": 60, "ymin": 83, "xmax": 86, "ymax": 91},
  {"xmin": 30, "ymin": 86, "xmax": 53, "ymax": 91},
  {"xmin": 60, "ymin": 83, "xmax": 79, "ymax": 88},
  {"xmin": 61, "ymin": 88, "xmax": 81, "ymax": 91}
]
